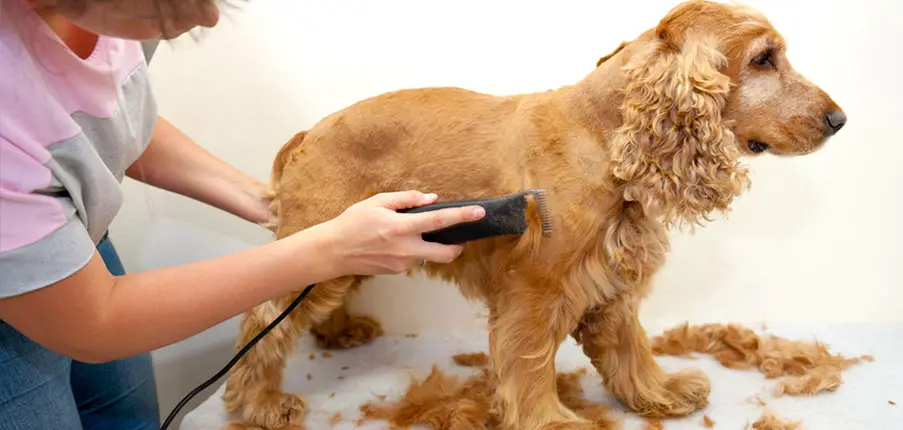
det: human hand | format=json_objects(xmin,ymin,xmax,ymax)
[
  {"xmin": 321, "ymin": 191, "xmax": 486, "ymax": 276},
  {"xmin": 241, "ymin": 181, "xmax": 275, "ymax": 227}
]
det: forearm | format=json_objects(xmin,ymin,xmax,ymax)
[
  {"xmin": 95, "ymin": 226, "xmax": 336, "ymax": 361},
  {"xmin": 127, "ymin": 116, "xmax": 270, "ymax": 224},
  {"xmin": 0, "ymin": 225, "xmax": 338, "ymax": 363}
]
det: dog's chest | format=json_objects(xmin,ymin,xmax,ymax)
[{"xmin": 560, "ymin": 203, "xmax": 670, "ymax": 303}]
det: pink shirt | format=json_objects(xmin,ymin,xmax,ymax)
[{"xmin": 0, "ymin": 0, "xmax": 157, "ymax": 296}]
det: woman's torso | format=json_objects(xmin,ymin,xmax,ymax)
[{"xmin": 0, "ymin": 0, "xmax": 157, "ymax": 296}]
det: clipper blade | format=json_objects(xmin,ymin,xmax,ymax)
[{"xmin": 524, "ymin": 188, "xmax": 553, "ymax": 236}]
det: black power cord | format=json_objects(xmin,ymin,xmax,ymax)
[{"xmin": 159, "ymin": 283, "xmax": 317, "ymax": 430}]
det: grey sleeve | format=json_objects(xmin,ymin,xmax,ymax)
[
  {"xmin": 142, "ymin": 41, "xmax": 160, "ymax": 65},
  {"xmin": 0, "ymin": 210, "xmax": 96, "ymax": 298}
]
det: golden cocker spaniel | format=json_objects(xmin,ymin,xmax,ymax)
[{"xmin": 223, "ymin": 1, "xmax": 846, "ymax": 429}]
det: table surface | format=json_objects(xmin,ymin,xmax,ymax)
[{"xmin": 180, "ymin": 322, "xmax": 903, "ymax": 429}]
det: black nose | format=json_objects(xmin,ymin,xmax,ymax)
[{"xmin": 824, "ymin": 110, "xmax": 847, "ymax": 135}]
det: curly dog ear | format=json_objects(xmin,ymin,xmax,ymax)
[{"xmin": 610, "ymin": 22, "xmax": 750, "ymax": 230}]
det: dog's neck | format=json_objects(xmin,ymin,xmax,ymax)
[
  {"xmin": 558, "ymin": 34, "xmax": 656, "ymax": 145},
  {"xmin": 552, "ymin": 39, "xmax": 673, "ymax": 222},
  {"xmin": 559, "ymin": 57, "xmax": 641, "ymax": 148},
  {"xmin": 561, "ymin": 72, "xmax": 627, "ymax": 145}
]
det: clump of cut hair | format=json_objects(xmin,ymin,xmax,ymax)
[
  {"xmin": 746, "ymin": 409, "xmax": 803, "ymax": 430},
  {"xmin": 650, "ymin": 322, "xmax": 871, "ymax": 397},
  {"xmin": 357, "ymin": 354, "xmax": 617, "ymax": 429},
  {"xmin": 452, "ymin": 352, "xmax": 491, "ymax": 368}
]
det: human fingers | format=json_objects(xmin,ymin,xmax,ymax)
[
  {"xmin": 416, "ymin": 242, "xmax": 466, "ymax": 264},
  {"xmin": 367, "ymin": 190, "xmax": 437, "ymax": 210},
  {"xmin": 401, "ymin": 205, "xmax": 486, "ymax": 235},
  {"xmin": 384, "ymin": 237, "xmax": 464, "ymax": 271}
]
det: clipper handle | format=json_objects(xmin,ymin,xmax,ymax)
[{"xmin": 397, "ymin": 193, "xmax": 530, "ymax": 245}]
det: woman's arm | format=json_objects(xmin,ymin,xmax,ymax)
[
  {"xmin": 0, "ymin": 224, "xmax": 336, "ymax": 363},
  {"xmin": 0, "ymin": 191, "xmax": 485, "ymax": 363},
  {"xmin": 126, "ymin": 116, "xmax": 270, "ymax": 224}
]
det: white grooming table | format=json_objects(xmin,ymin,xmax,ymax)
[{"xmin": 179, "ymin": 322, "xmax": 903, "ymax": 429}]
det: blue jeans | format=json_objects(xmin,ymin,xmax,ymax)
[{"xmin": 0, "ymin": 233, "xmax": 160, "ymax": 429}]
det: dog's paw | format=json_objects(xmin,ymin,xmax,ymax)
[
  {"xmin": 541, "ymin": 420, "xmax": 602, "ymax": 430},
  {"xmin": 633, "ymin": 368, "xmax": 711, "ymax": 418},
  {"xmin": 222, "ymin": 422, "xmax": 304, "ymax": 430},
  {"xmin": 242, "ymin": 390, "xmax": 307, "ymax": 429},
  {"xmin": 662, "ymin": 368, "xmax": 710, "ymax": 414},
  {"xmin": 500, "ymin": 403, "xmax": 605, "ymax": 430},
  {"xmin": 310, "ymin": 315, "xmax": 384, "ymax": 350}
]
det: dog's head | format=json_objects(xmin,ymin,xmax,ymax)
[{"xmin": 603, "ymin": 0, "xmax": 845, "ymax": 228}]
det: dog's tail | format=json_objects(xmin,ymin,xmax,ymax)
[
  {"xmin": 271, "ymin": 130, "xmax": 308, "ymax": 187},
  {"xmin": 263, "ymin": 130, "xmax": 308, "ymax": 232}
]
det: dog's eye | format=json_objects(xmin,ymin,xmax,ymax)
[
  {"xmin": 748, "ymin": 140, "xmax": 769, "ymax": 153},
  {"xmin": 751, "ymin": 50, "xmax": 775, "ymax": 69}
]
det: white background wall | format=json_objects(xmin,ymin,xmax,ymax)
[{"xmin": 108, "ymin": 0, "xmax": 903, "ymax": 423}]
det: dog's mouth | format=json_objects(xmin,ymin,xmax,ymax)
[{"xmin": 747, "ymin": 140, "xmax": 770, "ymax": 154}]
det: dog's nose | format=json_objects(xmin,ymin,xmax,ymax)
[{"xmin": 824, "ymin": 110, "xmax": 847, "ymax": 135}]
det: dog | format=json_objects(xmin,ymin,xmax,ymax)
[{"xmin": 222, "ymin": 1, "xmax": 846, "ymax": 428}]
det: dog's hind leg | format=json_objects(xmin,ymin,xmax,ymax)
[
  {"xmin": 572, "ymin": 296, "xmax": 710, "ymax": 418},
  {"xmin": 222, "ymin": 275, "xmax": 360, "ymax": 429},
  {"xmin": 308, "ymin": 281, "xmax": 384, "ymax": 350}
]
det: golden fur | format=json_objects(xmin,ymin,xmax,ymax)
[
  {"xmin": 649, "ymin": 322, "xmax": 872, "ymax": 397},
  {"xmin": 357, "ymin": 359, "xmax": 618, "ymax": 429},
  {"xmin": 344, "ymin": 321, "xmax": 869, "ymax": 429},
  {"xmin": 222, "ymin": 1, "xmax": 845, "ymax": 429}
]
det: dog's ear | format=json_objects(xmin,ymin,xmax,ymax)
[
  {"xmin": 596, "ymin": 41, "xmax": 627, "ymax": 67},
  {"xmin": 609, "ymin": 21, "xmax": 749, "ymax": 230}
]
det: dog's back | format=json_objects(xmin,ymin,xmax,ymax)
[{"xmin": 269, "ymin": 86, "xmax": 547, "ymax": 241}]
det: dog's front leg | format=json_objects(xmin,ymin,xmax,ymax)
[
  {"xmin": 489, "ymin": 277, "xmax": 596, "ymax": 430},
  {"xmin": 572, "ymin": 295, "xmax": 710, "ymax": 418}
]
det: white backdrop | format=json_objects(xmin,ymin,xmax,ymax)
[{"xmin": 107, "ymin": 0, "xmax": 903, "ymax": 422}]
